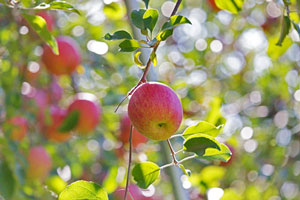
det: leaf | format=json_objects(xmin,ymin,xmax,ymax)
[
  {"xmin": 143, "ymin": 8, "xmax": 158, "ymax": 32},
  {"xmin": 58, "ymin": 180, "xmax": 108, "ymax": 200},
  {"xmin": 0, "ymin": 160, "xmax": 15, "ymax": 199},
  {"xmin": 150, "ymin": 51, "xmax": 157, "ymax": 66},
  {"xmin": 157, "ymin": 29, "xmax": 173, "ymax": 41},
  {"xmin": 267, "ymin": 33, "xmax": 292, "ymax": 60},
  {"xmin": 23, "ymin": 14, "xmax": 58, "ymax": 54},
  {"xmin": 276, "ymin": 16, "xmax": 291, "ymax": 46},
  {"xmin": 132, "ymin": 162, "xmax": 160, "ymax": 189},
  {"xmin": 34, "ymin": 1, "xmax": 80, "ymax": 15},
  {"xmin": 103, "ymin": 167, "xmax": 118, "ymax": 194},
  {"xmin": 58, "ymin": 110, "xmax": 80, "ymax": 132},
  {"xmin": 119, "ymin": 40, "xmax": 140, "ymax": 52},
  {"xmin": 134, "ymin": 51, "xmax": 144, "ymax": 67},
  {"xmin": 179, "ymin": 164, "xmax": 191, "ymax": 176},
  {"xmin": 183, "ymin": 121, "xmax": 223, "ymax": 137},
  {"xmin": 292, "ymin": 21, "xmax": 300, "ymax": 36},
  {"xmin": 200, "ymin": 143, "xmax": 232, "ymax": 162},
  {"xmin": 131, "ymin": 9, "xmax": 146, "ymax": 30},
  {"xmin": 104, "ymin": 30, "xmax": 132, "ymax": 40},
  {"xmin": 215, "ymin": 0, "xmax": 244, "ymax": 14},
  {"xmin": 142, "ymin": 0, "xmax": 150, "ymax": 9},
  {"xmin": 161, "ymin": 15, "xmax": 192, "ymax": 30},
  {"xmin": 205, "ymin": 97, "xmax": 226, "ymax": 126},
  {"xmin": 184, "ymin": 134, "xmax": 221, "ymax": 156}
]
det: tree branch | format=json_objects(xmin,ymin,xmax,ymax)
[{"xmin": 124, "ymin": 125, "xmax": 133, "ymax": 200}]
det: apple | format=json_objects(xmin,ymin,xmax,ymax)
[
  {"xmin": 27, "ymin": 146, "xmax": 52, "ymax": 180},
  {"xmin": 113, "ymin": 184, "xmax": 154, "ymax": 200},
  {"xmin": 37, "ymin": 11, "xmax": 55, "ymax": 32},
  {"xmin": 120, "ymin": 113, "xmax": 147, "ymax": 148},
  {"xmin": 208, "ymin": 0, "xmax": 220, "ymax": 11},
  {"xmin": 67, "ymin": 94, "xmax": 101, "ymax": 134},
  {"xmin": 128, "ymin": 82, "xmax": 183, "ymax": 141},
  {"xmin": 7, "ymin": 116, "xmax": 27, "ymax": 141},
  {"xmin": 42, "ymin": 36, "xmax": 81, "ymax": 75},
  {"xmin": 42, "ymin": 106, "xmax": 72, "ymax": 142}
]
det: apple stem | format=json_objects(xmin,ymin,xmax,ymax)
[
  {"xmin": 124, "ymin": 125, "xmax": 133, "ymax": 200},
  {"xmin": 114, "ymin": 0, "xmax": 182, "ymax": 112},
  {"xmin": 167, "ymin": 139, "xmax": 178, "ymax": 165}
]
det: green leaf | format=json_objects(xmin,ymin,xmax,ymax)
[
  {"xmin": 205, "ymin": 97, "xmax": 226, "ymax": 126},
  {"xmin": 104, "ymin": 30, "xmax": 132, "ymax": 40},
  {"xmin": 34, "ymin": 1, "xmax": 80, "ymax": 15},
  {"xmin": 58, "ymin": 110, "xmax": 80, "ymax": 132},
  {"xmin": 157, "ymin": 29, "xmax": 173, "ymax": 41},
  {"xmin": 150, "ymin": 51, "xmax": 157, "ymax": 66},
  {"xmin": 183, "ymin": 121, "xmax": 223, "ymax": 137},
  {"xmin": 132, "ymin": 161, "xmax": 160, "ymax": 189},
  {"xmin": 103, "ymin": 166, "xmax": 118, "ymax": 194},
  {"xmin": 200, "ymin": 143, "xmax": 232, "ymax": 162},
  {"xmin": 215, "ymin": 0, "xmax": 244, "ymax": 14},
  {"xmin": 184, "ymin": 134, "xmax": 221, "ymax": 156},
  {"xmin": 134, "ymin": 51, "xmax": 144, "ymax": 67},
  {"xmin": 22, "ymin": 14, "xmax": 58, "ymax": 54},
  {"xmin": 142, "ymin": 0, "xmax": 150, "ymax": 9},
  {"xmin": 119, "ymin": 39, "xmax": 140, "ymax": 52},
  {"xmin": 276, "ymin": 16, "xmax": 291, "ymax": 46},
  {"xmin": 143, "ymin": 8, "xmax": 158, "ymax": 32},
  {"xmin": 131, "ymin": 9, "xmax": 146, "ymax": 30},
  {"xmin": 58, "ymin": 180, "xmax": 108, "ymax": 200},
  {"xmin": 0, "ymin": 160, "xmax": 15, "ymax": 199},
  {"xmin": 161, "ymin": 15, "xmax": 192, "ymax": 30},
  {"xmin": 179, "ymin": 164, "xmax": 191, "ymax": 176},
  {"xmin": 292, "ymin": 21, "xmax": 300, "ymax": 37}
]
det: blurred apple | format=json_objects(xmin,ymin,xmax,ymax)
[
  {"xmin": 27, "ymin": 146, "xmax": 52, "ymax": 180},
  {"xmin": 7, "ymin": 116, "xmax": 27, "ymax": 141},
  {"xmin": 67, "ymin": 93, "xmax": 101, "ymax": 135},
  {"xmin": 119, "ymin": 113, "xmax": 147, "ymax": 148},
  {"xmin": 42, "ymin": 36, "xmax": 81, "ymax": 75}
]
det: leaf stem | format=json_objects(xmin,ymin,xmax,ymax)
[
  {"xmin": 124, "ymin": 125, "xmax": 133, "ymax": 200},
  {"xmin": 160, "ymin": 154, "xmax": 196, "ymax": 170}
]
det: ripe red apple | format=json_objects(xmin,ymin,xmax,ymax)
[
  {"xmin": 43, "ymin": 106, "xmax": 72, "ymax": 142},
  {"xmin": 67, "ymin": 94, "xmax": 101, "ymax": 135},
  {"xmin": 37, "ymin": 11, "xmax": 55, "ymax": 32},
  {"xmin": 42, "ymin": 36, "xmax": 81, "ymax": 75},
  {"xmin": 27, "ymin": 146, "xmax": 52, "ymax": 180},
  {"xmin": 120, "ymin": 113, "xmax": 147, "ymax": 148},
  {"xmin": 7, "ymin": 116, "xmax": 27, "ymax": 141},
  {"xmin": 128, "ymin": 82, "xmax": 183, "ymax": 141}
]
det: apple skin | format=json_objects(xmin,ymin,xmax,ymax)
[
  {"xmin": 36, "ymin": 11, "xmax": 55, "ymax": 32},
  {"xmin": 67, "ymin": 98, "xmax": 101, "ymax": 134},
  {"xmin": 120, "ymin": 113, "xmax": 148, "ymax": 148},
  {"xmin": 43, "ymin": 106, "xmax": 72, "ymax": 142},
  {"xmin": 42, "ymin": 36, "xmax": 81, "ymax": 76},
  {"xmin": 27, "ymin": 146, "xmax": 52, "ymax": 180},
  {"xmin": 8, "ymin": 116, "xmax": 27, "ymax": 141},
  {"xmin": 128, "ymin": 82, "xmax": 183, "ymax": 141},
  {"xmin": 113, "ymin": 185, "xmax": 154, "ymax": 200}
]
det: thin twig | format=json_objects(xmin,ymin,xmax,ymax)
[
  {"xmin": 167, "ymin": 139, "xmax": 178, "ymax": 165},
  {"xmin": 124, "ymin": 125, "xmax": 133, "ymax": 200},
  {"xmin": 171, "ymin": 0, "xmax": 182, "ymax": 16},
  {"xmin": 160, "ymin": 154, "xmax": 196, "ymax": 170}
]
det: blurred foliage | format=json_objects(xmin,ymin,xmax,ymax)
[{"xmin": 0, "ymin": 0, "xmax": 300, "ymax": 200}]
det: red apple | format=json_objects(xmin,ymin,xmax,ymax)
[
  {"xmin": 67, "ymin": 94, "xmax": 101, "ymax": 134},
  {"xmin": 113, "ymin": 185, "xmax": 154, "ymax": 200},
  {"xmin": 7, "ymin": 116, "xmax": 27, "ymax": 141},
  {"xmin": 42, "ymin": 36, "xmax": 81, "ymax": 75},
  {"xmin": 37, "ymin": 11, "xmax": 55, "ymax": 32},
  {"xmin": 128, "ymin": 82, "xmax": 183, "ymax": 141},
  {"xmin": 120, "ymin": 113, "xmax": 147, "ymax": 148},
  {"xmin": 41, "ymin": 106, "xmax": 72, "ymax": 142},
  {"xmin": 27, "ymin": 146, "xmax": 52, "ymax": 180}
]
